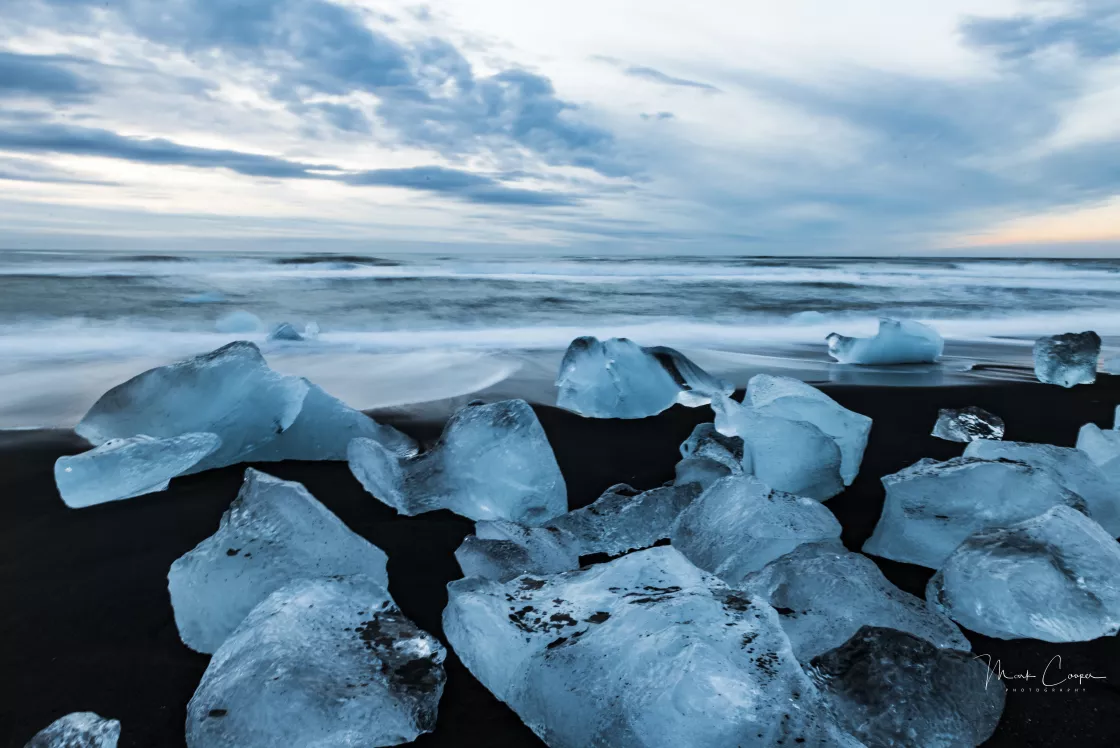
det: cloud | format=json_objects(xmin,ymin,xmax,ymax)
[
  {"xmin": 0, "ymin": 51, "xmax": 99, "ymax": 101},
  {"xmin": 343, "ymin": 166, "xmax": 577, "ymax": 205},
  {"xmin": 622, "ymin": 64, "xmax": 721, "ymax": 92},
  {"xmin": 961, "ymin": 1, "xmax": 1120, "ymax": 60},
  {"xmin": 640, "ymin": 112, "xmax": 674, "ymax": 121}
]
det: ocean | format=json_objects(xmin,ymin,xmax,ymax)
[{"xmin": 2, "ymin": 249, "xmax": 1119, "ymax": 428}]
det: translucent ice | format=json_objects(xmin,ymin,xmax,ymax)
[
  {"xmin": 673, "ymin": 423, "xmax": 744, "ymax": 489},
  {"xmin": 168, "ymin": 469, "xmax": 390, "ymax": 653},
  {"xmin": 24, "ymin": 712, "xmax": 120, "ymax": 748},
  {"xmin": 671, "ymin": 475, "xmax": 842, "ymax": 585},
  {"xmin": 267, "ymin": 322, "xmax": 304, "ymax": 341},
  {"xmin": 931, "ymin": 406, "xmax": 1005, "ymax": 443},
  {"xmin": 964, "ymin": 440, "xmax": 1120, "ymax": 536},
  {"xmin": 712, "ymin": 395, "xmax": 844, "ymax": 501},
  {"xmin": 443, "ymin": 546, "xmax": 862, "ymax": 748},
  {"xmin": 215, "ymin": 310, "xmax": 263, "ymax": 333},
  {"xmin": 826, "ymin": 318, "xmax": 943, "ymax": 365},
  {"xmin": 76, "ymin": 342, "xmax": 309, "ymax": 473},
  {"xmin": 739, "ymin": 542, "xmax": 969, "ymax": 662},
  {"xmin": 744, "ymin": 374, "xmax": 871, "ymax": 485},
  {"xmin": 555, "ymin": 336, "xmax": 733, "ymax": 419},
  {"xmin": 455, "ymin": 521, "xmax": 581, "ymax": 581},
  {"xmin": 809, "ymin": 627, "xmax": 1004, "ymax": 748},
  {"xmin": 1076, "ymin": 422, "xmax": 1120, "ymax": 470},
  {"xmin": 187, "ymin": 576, "xmax": 445, "ymax": 748},
  {"xmin": 1033, "ymin": 331, "xmax": 1100, "ymax": 387},
  {"xmin": 54, "ymin": 432, "xmax": 221, "ymax": 508},
  {"xmin": 927, "ymin": 505, "xmax": 1120, "ymax": 642},
  {"xmin": 348, "ymin": 399, "xmax": 566, "ymax": 525},
  {"xmin": 863, "ymin": 456, "xmax": 1085, "ymax": 569}
]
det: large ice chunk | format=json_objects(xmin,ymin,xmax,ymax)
[
  {"xmin": 348, "ymin": 399, "xmax": 566, "ymax": 525},
  {"xmin": 554, "ymin": 336, "xmax": 733, "ymax": 419},
  {"xmin": 54, "ymin": 432, "xmax": 221, "ymax": 508},
  {"xmin": 548, "ymin": 482, "xmax": 702, "ymax": 557},
  {"xmin": 927, "ymin": 505, "xmax": 1120, "ymax": 641},
  {"xmin": 75, "ymin": 342, "xmax": 309, "ymax": 473},
  {"xmin": 712, "ymin": 395, "xmax": 844, "ymax": 500},
  {"xmin": 168, "ymin": 469, "xmax": 390, "ymax": 653},
  {"xmin": 826, "ymin": 318, "xmax": 943, "ymax": 365},
  {"xmin": 1033, "ymin": 331, "xmax": 1100, "ymax": 387},
  {"xmin": 739, "ymin": 542, "xmax": 969, "ymax": 661},
  {"xmin": 455, "ymin": 521, "xmax": 581, "ymax": 581},
  {"xmin": 809, "ymin": 627, "xmax": 1004, "ymax": 748},
  {"xmin": 931, "ymin": 406, "xmax": 1005, "ymax": 443},
  {"xmin": 673, "ymin": 423, "xmax": 744, "ymax": 489},
  {"xmin": 863, "ymin": 456, "xmax": 1085, "ymax": 568},
  {"xmin": 187, "ymin": 576, "xmax": 445, "ymax": 748},
  {"xmin": 671, "ymin": 475, "xmax": 842, "ymax": 585},
  {"xmin": 744, "ymin": 374, "xmax": 871, "ymax": 485},
  {"xmin": 24, "ymin": 712, "xmax": 120, "ymax": 748},
  {"xmin": 443, "ymin": 546, "xmax": 861, "ymax": 748}
]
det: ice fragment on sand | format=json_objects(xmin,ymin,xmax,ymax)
[
  {"xmin": 348, "ymin": 399, "xmax": 566, "ymax": 525},
  {"xmin": 712, "ymin": 395, "xmax": 844, "ymax": 500},
  {"xmin": 54, "ymin": 432, "xmax": 220, "ymax": 508},
  {"xmin": 931, "ymin": 406, "xmax": 1005, "ymax": 443},
  {"xmin": 267, "ymin": 322, "xmax": 304, "ymax": 341},
  {"xmin": 671, "ymin": 475, "xmax": 842, "ymax": 585},
  {"xmin": 443, "ymin": 545, "xmax": 862, "ymax": 748},
  {"xmin": 455, "ymin": 521, "xmax": 581, "ymax": 581},
  {"xmin": 24, "ymin": 712, "xmax": 120, "ymax": 748},
  {"xmin": 1076, "ymin": 421, "xmax": 1120, "ymax": 472},
  {"xmin": 674, "ymin": 423, "xmax": 744, "ymax": 489},
  {"xmin": 927, "ymin": 505, "xmax": 1120, "ymax": 642},
  {"xmin": 548, "ymin": 482, "xmax": 702, "ymax": 557},
  {"xmin": 186, "ymin": 576, "xmax": 445, "ymax": 748},
  {"xmin": 863, "ymin": 456, "xmax": 1085, "ymax": 569},
  {"xmin": 555, "ymin": 336, "xmax": 733, "ymax": 419},
  {"xmin": 168, "ymin": 469, "xmax": 390, "ymax": 653},
  {"xmin": 739, "ymin": 542, "xmax": 969, "ymax": 662},
  {"xmin": 1033, "ymin": 331, "xmax": 1100, "ymax": 387},
  {"xmin": 215, "ymin": 310, "xmax": 263, "ymax": 333},
  {"xmin": 809, "ymin": 627, "xmax": 1004, "ymax": 748},
  {"xmin": 826, "ymin": 318, "xmax": 943, "ymax": 365}
]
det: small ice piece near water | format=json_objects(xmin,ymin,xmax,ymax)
[
  {"xmin": 712, "ymin": 395, "xmax": 844, "ymax": 500},
  {"xmin": 863, "ymin": 456, "xmax": 1085, "ymax": 569},
  {"xmin": 1033, "ymin": 331, "xmax": 1100, "ymax": 387},
  {"xmin": 24, "ymin": 712, "xmax": 120, "ymax": 748},
  {"xmin": 547, "ymin": 482, "xmax": 702, "ymax": 557},
  {"xmin": 215, "ymin": 310, "xmax": 263, "ymax": 333},
  {"xmin": 931, "ymin": 406, "xmax": 1005, "ymax": 443},
  {"xmin": 671, "ymin": 475, "xmax": 842, "ymax": 585},
  {"xmin": 348, "ymin": 399, "xmax": 566, "ymax": 525},
  {"xmin": 739, "ymin": 542, "xmax": 969, "ymax": 662},
  {"xmin": 673, "ymin": 423, "xmax": 744, "ymax": 489},
  {"xmin": 443, "ymin": 545, "xmax": 862, "ymax": 748},
  {"xmin": 267, "ymin": 322, "xmax": 304, "ymax": 341},
  {"xmin": 554, "ymin": 336, "xmax": 733, "ymax": 419},
  {"xmin": 54, "ymin": 432, "xmax": 221, "ymax": 508},
  {"xmin": 455, "ymin": 521, "xmax": 581, "ymax": 581},
  {"xmin": 927, "ymin": 505, "xmax": 1120, "ymax": 642},
  {"xmin": 76, "ymin": 342, "xmax": 309, "ymax": 473},
  {"xmin": 744, "ymin": 374, "xmax": 871, "ymax": 485},
  {"xmin": 964, "ymin": 440, "xmax": 1120, "ymax": 536},
  {"xmin": 809, "ymin": 627, "xmax": 1004, "ymax": 748},
  {"xmin": 184, "ymin": 291, "xmax": 225, "ymax": 304},
  {"xmin": 1076, "ymin": 422, "xmax": 1120, "ymax": 469},
  {"xmin": 168, "ymin": 469, "xmax": 390, "ymax": 653},
  {"xmin": 826, "ymin": 318, "xmax": 943, "ymax": 365},
  {"xmin": 186, "ymin": 576, "xmax": 445, "ymax": 748}
]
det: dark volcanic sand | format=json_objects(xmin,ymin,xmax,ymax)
[{"xmin": 3, "ymin": 379, "xmax": 1120, "ymax": 747}]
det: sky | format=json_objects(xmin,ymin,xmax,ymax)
[{"xmin": 1, "ymin": 0, "xmax": 1119, "ymax": 256}]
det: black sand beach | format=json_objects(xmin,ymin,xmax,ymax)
[{"xmin": 3, "ymin": 379, "xmax": 1120, "ymax": 747}]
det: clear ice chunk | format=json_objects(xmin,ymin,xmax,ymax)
[
  {"xmin": 809, "ymin": 627, "xmax": 1004, "ymax": 748},
  {"xmin": 927, "ymin": 505, "xmax": 1120, "ymax": 642},
  {"xmin": 547, "ymin": 482, "xmax": 702, "ymax": 556},
  {"xmin": 455, "ymin": 521, "xmax": 581, "ymax": 581},
  {"xmin": 673, "ymin": 423, "xmax": 744, "ymax": 489},
  {"xmin": 348, "ymin": 399, "xmax": 566, "ymax": 525},
  {"xmin": 744, "ymin": 374, "xmax": 871, "ymax": 485},
  {"xmin": 443, "ymin": 545, "xmax": 862, "ymax": 748},
  {"xmin": 739, "ymin": 542, "xmax": 969, "ymax": 662},
  {"xmin": 931, "ymin": 406, "xmax": 1005, "ymax": 443},
  {"xmin": 168, "ymin": 469, "xmax": 390, "ymax": 653},
  {"xmin": 671, "ymin": 475, "xmax": 842, "ymax": 585},
  {"xmin": 554, "ymin": 336, "xmax": 733, "ymax": 419},
  {"xmin": 24, "ymin": 712, "xmax": 120, "ymax": 748},
  {"xmin": 214, "ymin": 310, "xmax": 263, "ymax": 333},
  {"xmin": 1076, "ymin": 422, "xmax": 1120, "ymax": 469},
  {"xmin": 712, "ymin": 395, "xmax": 844, "ymax": 500},
  {"xmin": 186, "ymin": 576, "xmax": 445, "ymax": 748},
  {"xmin": 1033, "ymin": 331, "xmax": 1100, "ymax": 387},
  {"xmin": 267, "ymin": 322, "xmax": 304, "ymax": 341},
  {"xmin": 826, "ymin": 318, "xmax": 943, "ymax": 365},
  {"xmin": 54, "ymin": 432, "xmax": 221, "ymax": 508},
  {"xmin": 863, "ymin": 456, "xmax": 1086, "ymax": 569}
]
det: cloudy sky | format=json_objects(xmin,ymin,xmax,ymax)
[{"xmin": 1, "ymin": 0, "xmax": 1119, "ymax": 255}]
